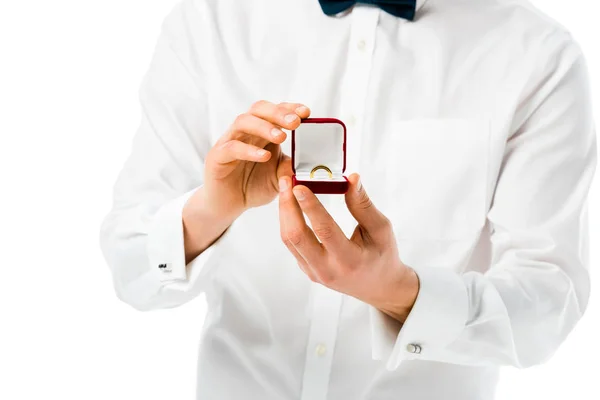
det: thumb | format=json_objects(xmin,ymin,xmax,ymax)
[
  {"xmin": 276, "ymin": 153, "xmax": 293, "ymax": 179},
  {"xmin": 345, "ymin": 173, "xmax": 389, "ymax": 234}
]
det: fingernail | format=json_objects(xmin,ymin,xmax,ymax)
[
  {"xmin": 256, "ymin": 149, "xmax": 267, "ymax": 157},
  {"xmin": 293, "ymin": 188, "xmax": 305, "ymax": 201},
  {"xmin": 295, "ymin": 106, "xmax": 308, "ymax": 114},
  {"xmin": 356, "ymin": 177, "xmax": 362, "ymax": 192},
  {"xmin": 271, "ymin": 128, "xmax": 283, "ymax": 138},
  {"xmin": 284, "ymin": 114, "xmax": 298, "ymax": 123},
  {"xmin": 279, "ymin": 177, "xmax": 288, "ymax": 192}
]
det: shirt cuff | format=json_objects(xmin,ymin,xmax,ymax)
[
  {"xmin": 146, "ymin": 187, "xmax": 205, "ymax": 284},
  {"xmin": 370, "ymin": 265, "xmax": 469, "ymax": 370}
]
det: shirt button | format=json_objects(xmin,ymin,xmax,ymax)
[
  {"xmin": 315, "ymin": 344, "xmax": 327, "ymax": 357},
  {"xmin": 406, "ymin": 344, "xmax": 422, "ymax": 354},
  {"xmin": 356, "ymin": 39, "xmax": 367, "ymax": 51}
]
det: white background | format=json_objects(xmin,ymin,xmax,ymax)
[{"xmin": 0, "ymin": 1, "xmax": 598, "ymax": 399}]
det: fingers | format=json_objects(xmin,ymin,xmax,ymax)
[
  {"xmin": 345, "ymin": 173, "xmax": 391, "ymax": 238},
  {"xmin": 279, "ymin": 208, "xmax": 317, "ymax": 282},
  {"xmin": 249, "ymin": 100, "xmax": 310, "ymax": 131},
  {"xmin": 211, "ymin": 140, "xmax": 271, "ymax": 164},
  {"xmin": 279, "ymin": 102, "xmax": 311, "ymax": 119},
  {"xmin": 276, "ymin": 154, "xmax": 294, "ymax": 180},
  {"xmin": 222, "ymin": 100, "xmax": 311, "ymax": 156},
  {"xmin": 278, "ymin": 176, "xmax": 325, "ymax": 267},
  {"xmin": 229, "ymin": 113, "xmax": 288, "ymax": 145},
  {"xmin": 291, "ymin": 185, "xmax": 350, "ymax": 254}
]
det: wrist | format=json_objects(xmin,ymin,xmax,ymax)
[
  {"xmin": 182, "ymin": 187, "xmax": 241, "ymax": 263},
  {"xmin": 193, "ymin": 187, "xmax": 244, "ymax": 223},
  {"xmin": 377, "ymin": 265, "xmax": 420, "ymax": 323}
]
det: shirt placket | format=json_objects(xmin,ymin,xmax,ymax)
[
  {"xmin": 342, "ymin": 7, "xmax": 379, "ymax": 171},
  {"xmin": 336, "ymin": 6, "xmax": 380, "ymax": 208},
  {"xmin": 299, "ymin": 284, "xmax": 343, "ymax": 400},
  {"xmin": 299, "ymin": 8, "xmax": 380, "ymax": 400}
]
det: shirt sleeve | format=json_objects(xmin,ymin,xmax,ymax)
[
  {"xmin": 372, "ymin": 34, "xmax": 596, "ymax": 369},
  {"xmin": 99, "ymin": 1, "xmax": 226, "ymax": 311}
]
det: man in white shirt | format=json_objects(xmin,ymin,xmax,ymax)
[{"xmin": 100, "ymin": 0, "xmax": 596, "ymax": 399}]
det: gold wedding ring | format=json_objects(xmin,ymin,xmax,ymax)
[{"xmin": 310, "ymin": 165, "xmax": 333, "ymax": 179}]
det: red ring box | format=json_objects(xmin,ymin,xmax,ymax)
[{"xmin": 291, "ymin": 118, "xmax": 349, "ymax": 194}]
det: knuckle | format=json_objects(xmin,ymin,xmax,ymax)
[
  {"xmin": 374, "ymin": 216, "xmax": 393, "ymax": 235},
  {"xmin": 285, "ymin": 228, "xmax": 304, "ymax": 246},
  {"xmin": 251, "ymin": 100, "xmax": 269, "ymax": 111},
  {"xmin": 233, "ymin": 113, "xmax": 249, "ymax": 126},
  {"xmin": 221, "ymin": 140, "xmax": 235, "ymax": 151},
  {"xmin": 277, "ymin": 103, "xmax": 297, "ymax": 113},
  {"xmin": 380, "ymin": 216, "xmax": 393, "ymax": 231},
  {"xmin": 343, "ymin": 262, "xmax": 360, "ymax": 277},
  {"xmin": 276, "ymin": 104, "xmax": 291, "ymax": 115},
  {"xmin": 357, "ymin": 192, "xmax": 374, "ymax": 210},
  {"xmin": 313, "ymin": 224, "xmax": 334, "ymax": 240},
  {"xmin": 318, "ymin": 270, "xmax": 336, "ymax": 285}
]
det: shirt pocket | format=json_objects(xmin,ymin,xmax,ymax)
[{"xmin": 380, "ymin": 119, "xmax": 490, "ymax": 241}]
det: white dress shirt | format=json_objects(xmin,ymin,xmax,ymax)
[{"xmin": 100, "ymin": 0, "xmax": 597, "ymax": 398}]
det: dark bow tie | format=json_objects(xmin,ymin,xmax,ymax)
[{"xmin": 318, "ymin": 0, "xmax": 417, "ymax": 20}]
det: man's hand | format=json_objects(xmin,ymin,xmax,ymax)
[
  {"xmin": 278, "ymin": 173, "xmax": 419, "ymax": 323},
  {"xmin": 204, "ymin": 100, "xmax": 311, "ymax": 217},
  {"xmin": 183, "ymin": 101, "xmax": 310, "ymax": 263}
]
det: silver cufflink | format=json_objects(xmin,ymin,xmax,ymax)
[{"xmin": 406, "ymin": 344, "xmax": 422, "ymax": 354}]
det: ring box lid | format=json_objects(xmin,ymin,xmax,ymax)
[{"xmin": 292, "ymin": 118, "xmax": 347, "ymax": 181}]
